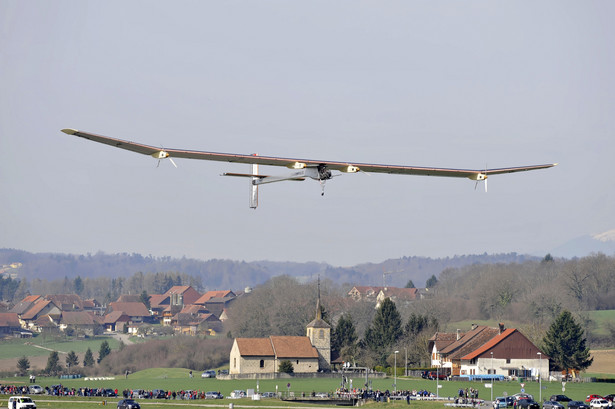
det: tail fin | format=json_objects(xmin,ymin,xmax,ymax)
[{"xmin": 250, "ymin": 162, "xmax": 258, "ymax": 209}]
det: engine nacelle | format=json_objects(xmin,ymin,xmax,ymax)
[
  {"xmin": 287, "ymin": 161, "xmax": 307, "ymax": 169},
  {"xmin": 152, "ymin": 150, "xmax": 169, "ymax": 159},
  {"xmin": 468, "ymin": 173, "xmax": 487, "ymax": 181},
  {"xmin": 343, "ymin": 165, "xmax": 360, "ymax": 173}
]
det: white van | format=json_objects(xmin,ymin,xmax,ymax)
[{"xmin": 7, "ymin": 396, "xmax": 36, "ymax": 409}]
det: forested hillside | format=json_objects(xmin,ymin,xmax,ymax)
[
  {"xmin": 225, "ymin": 253, "xmax": 615, "ymax": 364},
  {"xmin": 0, "ymin": 248, "xmax": 536, "ymax": 291}
]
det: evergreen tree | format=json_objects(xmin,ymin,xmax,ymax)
[
  {"xmin": 541, "ymin": 253, "xmax": 554, "ymax": 264},
  {"xmin": 363, "ymin": 297, "xmax": 403, "ymax": 364},
  {"xmin": 543, "ymin": 310, "xmax": 593, "ymax": 377},
  {"xmin": 426, "ymin": 274, "xmax": 438, "ymax": 288},
  {"xmin": 66, "ymin": 350, "xmax": 79, "ymax": 372},
  {"xmin": 45, "ymin": 351, "xmax": 62, "ymax": 375},
  {"xmin": 404, "ymin": 280, "xmax": 415, "ymax": 289},
  {"xmin": 17, "ymin": 356, "xmax": 30, "ymax": 375},
  {"xmin": 332, "ymin": 313, "xmax": 358, "ymax": 361},
  {"xmin": 140, "ymin": 290, "xmax": 151, "ymax": 310},
  {"xmin": 404, "ymin": 313, "xmax": 430, "ymax": 337},
  {"xmin": 402, "ymin": 313, "xmax": 439, "ymax": 366},
  {"xmin": 83, "ymin": 348, "xmax": 95, "ymax": 367},
  {"xmin": 73, "ymin": 276, "xmax": 84, "ymax": 295},
  {"xmin": 278, "ymin": 360, "xmax": 294, "ymax": 374},
  {"xmin": 98, "ymin": 340, "xmax": 111, "ymax": 363}
]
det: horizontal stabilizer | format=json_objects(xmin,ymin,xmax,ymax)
[
  {"xmin": 222, "ymin": 172, "xmax": 305, "ymax": 181},
  {"xmin": 223, "ymin": 172, "xmax": 268, "ymax": 179}
]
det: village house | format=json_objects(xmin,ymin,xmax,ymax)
[
  {"xmin": 0, "ymin": 312, "xmax": 22, "ymax": 337},
  {"xmin": 375, "ymin": 287, "xmax": 417, "ymax": 308},
  {"xmin": 107, "ymin": 302, "xmax": 151, "ymax": 325},
  {"xmin": 9, "ymin": 295, "xmax": 42, "ymax": 316},
  {"xmin": 429, "ymin": 324, "xmax": 548, "ymax": 380},
  {"xmin": 103, "ymin": 310, "xmax": 130, "ymax": 332},
  {"xmin": 18, "ymin": 298, "xmax": 61, "ymax": 330},
  {"xmin": 195, "ymin": 290, "xmax": 237, "ymax": 318},
  {"xmin": 347, "ymin": 286, "xmax": 384, "ymax": 301},
  {"xmin": 47, "ymin": 294, "xmax": 85, "ymax": 311},
  {"xmin": 59, "ymin": 311, "xmax": 99, "ymax": 336},
  {"xmin": 148, "ymin": 286, "xmax": 202, "ymax": 320}
]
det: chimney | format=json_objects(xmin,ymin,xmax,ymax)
[
  {"xmin": 498, "ymin": 323, "xmax": 505, "ymax": 334},
  {"xmin": 471, "ymin": 323, "xmax": 478, "ymax": 330},
  {"xmin": 456, "ymin": 329, "xmax": 461, "ymax": 340}
]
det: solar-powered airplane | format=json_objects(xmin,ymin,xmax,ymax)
[{"xmin": 61, "ymin": 128, "xmax": 557, "ymax": 209}]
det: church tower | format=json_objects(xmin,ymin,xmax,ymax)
[{"xmin": 306, "ymin": 276, "xmax": 331, "ymax": 370}]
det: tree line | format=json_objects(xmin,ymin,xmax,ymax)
[{"xmin": 17, "ymin": 341, "xmax": 111, "ymax": 376}]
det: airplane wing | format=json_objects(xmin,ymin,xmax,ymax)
[{"xmin": 61, "ymin": 128, "xmax": 557, "ymax": 179}]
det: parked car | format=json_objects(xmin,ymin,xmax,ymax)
[
  {"xmin": 152, "ymin": 389, "xmax": 167, "ymax": 399},
  {"xmin": 205, "ymin": 392, "xmax": 223, "ymax": 399},
  {"xmin": 7, "ymin": 396, "xmax": 36, "ymax": 409},
  {"xmin": 603, "ymin": 395, "xmax": 615, "ymax": 402},
  {"xmin": 117, "ymin": 399, "xmax": 140, "ymax": 409},
  {"xmin": 201, "ymin": 370, "xmax": 216, "ymax": 378},
  {"xmin": 422, "ymin": 370, "xmax": 447, "ymax": 380},
  {"xmin": 495, "ymin": 397, "xmax": 510, "ymax": 408},
  {"xmin": 229, "ymin": 390, "xmax": 246, "ymax": 399},
  {"xmin": 28, "ymin": 385, "xmax": 44, "ymax": 394},
  {"xmin": 544, "ymin": 401, "xmax": 566, "ymax": 409},
  {"xmin": 589, "ymin": 399, "xmax": 609, "ymax": 409},
  {"xmin": 586, "ymin": 396, "xmax": 603, "ymax": 403},
  {"xmin": 551, "ymin": 396, "xmax": 573, "ymax": 403},
  {"xmin": 513, "ymin": 394, "xmax": 535, "ymax": 401},
  {"xmin": 568, "ymin": 401, "xmax": 590, "ymax": 409},
  {"xmin": 514, "ymin": 399, "xmax": 540, "ymax": 409},
  {"xmin": 103, "ymin": 389, "xmax": 117, "ymax": 397}
]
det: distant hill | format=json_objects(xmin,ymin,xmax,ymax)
[
  {"xmin": 550, "ymin": 228, "xmax": 615, "ymax": 258},
  {"xmin": 0, "ymin": 248, "xmax": 538, "ymax": 291}
]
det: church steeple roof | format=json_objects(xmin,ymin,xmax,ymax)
[{"xmin": 307, "ymin": 276, "xmax": 330, "ymax": 329}]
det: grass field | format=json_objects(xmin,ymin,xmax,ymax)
[
  {"xmin": 0, "ymin": 336, "xmax": 120, "ymax": 360},
  {"xmin": 588, "ymin": 310, "xmax": 615, "ymax": 336},
  {"xmin": 0, "ymin": 368, "xmax": 615, "ymax": 409}
]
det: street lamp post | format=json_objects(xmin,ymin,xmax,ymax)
[
  {"xmin": 405, "ymin": 347, "xmax": 408, "ymax": 377},
  {"xmin": 538, "ymin": 352, "xmax": 542, "ymax": 403},
  {"xmin": 490, "ymin": 351, "xmax": 494, "ymax": 402},
  {"xmin": 394, "ymin": 350, "xmax": 399, "ymax": 394},
  {"xmin": 436, "ymin": 363, "xmax": 440, "ymax": 398}
]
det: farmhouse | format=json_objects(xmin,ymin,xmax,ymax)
[
  {"xmin": 429, "ymin": 324, "xmax": 548, "ymax": 379},
  {"xmin": 0, "ymin": 312, "xmax": 21, "ymax": 336}
]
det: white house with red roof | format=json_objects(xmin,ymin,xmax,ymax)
[{"xmin": 431, "ymin": 324, "xmax": 548, "ymax": 379}]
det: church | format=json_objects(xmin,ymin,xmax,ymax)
[{"xmin": 229, "ymin": 293, "xmax": 331, "ymax": 375}]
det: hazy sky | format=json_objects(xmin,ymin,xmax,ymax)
[{"xmin": 1, "ymin": 1, "xmax": 614, "ymax": 266}]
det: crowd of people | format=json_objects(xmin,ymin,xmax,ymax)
[
  {"xmin": 0, "ymin": 385, "xmax": 29, "ymax": 395},
  {"xmin": 333, "ymin": 387, "xmax": 439, "ymax": 403}
]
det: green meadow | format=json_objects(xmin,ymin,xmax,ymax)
[
  {"xmin": 0, "ymin": 336, "xmax": 120, "ymax": 360},
  {"xmin": 2, "ymin": 368, "xmax": 614, "ymax": 409}
]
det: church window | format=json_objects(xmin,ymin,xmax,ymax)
[
  {"xmin": 260, "ymin": 360, "xmax": 264, "ymax": 368},
  {"xmin": 233, "ymin": 358, "xmax": 236, "ymax": 368},
  {"xmin": 319, "ymin": 329, "xmax": 324, "ymax": 339}
]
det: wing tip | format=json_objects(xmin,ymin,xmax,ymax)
[{"xmin": 61, "ymin": 128, "xmax": 78, "ymax": 135}]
